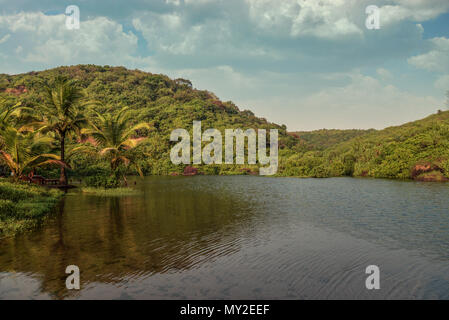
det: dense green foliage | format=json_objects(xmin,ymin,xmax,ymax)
[
  {"xmin": 80, "ymin": 187, "xmax": 142, "ymax": 196},
  {"xmin": 281, "ymin": 112, "xmax": 449, "ymax": 180},
  {"xmin": 84, "ymin": 174, "xmax": 121, "ymax": 188},
  {"xmin": 0, "ymin": 65, "xmax": 300, "ymax": 177},
  {"xmin": 0, "ymin": 179, "xmax": 62, "ymax": 237},
  {"xmin": 290, "ymin": 129, "xmax": 375, "ymax": 151},
  {"xmin": 84, "ymin": 106, "xmax": 151, "ymax": 184}
]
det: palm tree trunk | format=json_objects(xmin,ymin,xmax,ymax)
[{"xmin": 60, "ymin": 134, "xmax": 67, "ymax": 185}]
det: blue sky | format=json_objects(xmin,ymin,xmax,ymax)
[{"xmin": 0, "ymin": 0, "xmax": 448, "ymax": 130}]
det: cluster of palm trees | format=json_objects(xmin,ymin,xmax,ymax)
[{"xmin": 0, "ymin": 77, "xmax": 150, "ymax": 186}]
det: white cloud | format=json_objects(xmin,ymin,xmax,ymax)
[
  {"xmin": 130, "ymin": 0, "xmax": 433, "ymax": 75},
  {"xmin": 132, "ymin": 11, "xmax": 278, "ymax": 61},
  {"xmin": 133, "ymin": 13, "xmax": 201, "ymax": 55},
  {"xmin": 246, "ymin": 0, "xmax": 362, "ymax": 39},
  {"xmin": 376, "ymin": 68, "xmax": 393, "ymax": 80},
  {"xmin": 165, "ymin": 0, "xmax": 181, "ymax": 5},
  {"xmin": 0, "ymin": 12, "xmax": 152, "ymax": 73},
  {"xmin": 408, "ymin": 37, "xmax": 449, "ymax": 73},
  {"xmin": 0, "ymin": 33, "xmax": 10, "ymax": 44},
  {"xmin": 379, "ymin": 0, "xmax": 449, "ymax": 26}
]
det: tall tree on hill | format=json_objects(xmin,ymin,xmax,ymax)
[{"xmin": 38, "ymin": 77, "xmax": 87, "ymax": 185}]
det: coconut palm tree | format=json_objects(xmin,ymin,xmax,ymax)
[
  {"xmin": 0, "ymin": 97, "xmax": 23, "ymax": 132},
  {"xmin": 37, "ymin": 77, "xmax": 88, "ymax": 185},
  {"xmin": 85, "ymin": 106, "xmax": 151, "ymax": 185},
  {"xmin": 0, "ymin": 126, "xmax": 66, "ymax": 179}
]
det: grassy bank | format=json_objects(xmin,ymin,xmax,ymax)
[
  {"xmin": 80, "ymin": 187, "xmax": 142, "ymax": 196},
  {"xmin": 0, "ymin": 180, "xmax": 63, "ymax": 238}
]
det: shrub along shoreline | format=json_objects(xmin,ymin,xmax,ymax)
[
  {"xmin": 0, "ymin": 177, "xmax": 142, "ymax": 238},
  {"xmin": 0, "ymin": 179, "xmax": 63, "ymax": 238},
  {"xmin": 80, "ymin": 186, "xmax": 142, "ymax": 196}
]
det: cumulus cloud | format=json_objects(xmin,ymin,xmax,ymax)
[
  {"xmin": 0, "ymin": 12, "xmax": 152, "ymax": 74},
  {"xmin": 408, "ymin": 37, "xmax": 449, "ymax": 73},
  {"xmin": 407, "ymin": 36, "xmax": 449, "ymax": 95},
  {"xmin": 133, "ymin": 12, "xmax": 202, "ymax": 55},
  {"xmin": 379, "ymin": 0, "xmax": 449, "ymax": 26},
  {"xmin": 1, "ymin": 0, "xmax": 444, "ymax": 75},
  {"xmin": 246, "ymin": 0, "xmax": 362, "ymax": 39},
  {"xmin": 0, "ymin": 33, "xmax": 10, "ymax": 44}
]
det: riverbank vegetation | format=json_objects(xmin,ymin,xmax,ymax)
[
  {"xmin": 0, "ymin": 72, "xmax": 152, "ymax": 187},
  {"xmin": 0, "ymin": 179, "xmax": 62, "ymax": 237},
  {"xmin": 80, "ymin": 187, "xmax": 142, "ymax": 196}
]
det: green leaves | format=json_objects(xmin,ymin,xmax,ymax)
[
  {"xmin": 86, "ymin": 106, "xmax": 150, "ymax": 180},
  {"xmin": 0, "ymin": 126, "xmax": 65, "ymax": 177}
]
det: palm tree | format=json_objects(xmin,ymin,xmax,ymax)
[
  {"xmin": 85, "ymin": 107, "xmax": 151, "ymax": 185},
  {"xmin": 0, "ymin": 96, "xmax": 36, "ymax": 149},
  {"xmin": 0, "ymin": 96, "xmax": 22, "ymax": 131},
  {"xmin": 38, "ymin": 77, "xmax": 87, "ymax": 185},
  {"xmin": 0, "ymin": 126, "xmax": 66, "ymax": 179}
]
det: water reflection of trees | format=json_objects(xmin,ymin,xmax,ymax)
[{"xmin": 0, "ymin": 177, "xmax": 261, "ymax": 299}]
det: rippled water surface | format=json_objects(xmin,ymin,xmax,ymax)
[{"xmin": 1, "ymin": 176, "xmax": 448, "ymax": 299}]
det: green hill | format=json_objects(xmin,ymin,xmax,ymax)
[
  {"xmin": 282, "ymin": 111, "xmax": 449, "ymax": 181},
  {"xmin": 289, "ymin": 129, "xmax": 375, "ymax": 150},
  {"xmin": 0, "ymin": 65, "xmax": 302, "ymax": 176}
]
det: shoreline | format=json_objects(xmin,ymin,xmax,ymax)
[
  {"xmin": 1, "ymin": 173, "xmax": 447, "ymax": 239},
  {"xmin": 0, "ymin": 180, "xmax": 63, "ymax": 239}
]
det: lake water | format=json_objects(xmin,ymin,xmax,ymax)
[{"xmin": 0, "ymin": 176, "xmax": 448, "ymax": 299}]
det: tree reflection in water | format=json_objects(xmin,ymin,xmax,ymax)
[{"xmin": 0, "ymin": 176, "xmax": 259, "ymax": 299}]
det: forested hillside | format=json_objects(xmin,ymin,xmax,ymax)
[
  {"xmin": 290, "ymin": 129, "xmax": 375, "ymax": 150},
  {"xmin": 282, "ymin": 111, "xmax": 449, "ymax": 181},
  {"xmin": 0, "ymin": 65, "xmax": 302, "ymax": 177}
]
